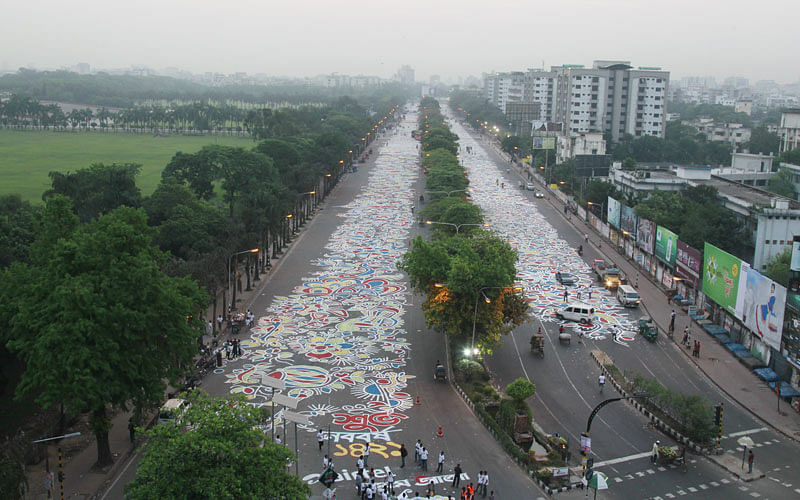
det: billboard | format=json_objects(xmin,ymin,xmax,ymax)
[
  {"xmin": 532, "ymin": 137, "xmax": 556, "ymax": 150},
  {"xmin": 736, "ymin": 264, "xmax": 786, "ymax": 350},
  {"xmin": 655, "ymin": 226, "xmax": 678, "ymax": 267},
  {"xmin": 574, "ymin": 155, "xmax": 610, "ymax": 178},
  {"xmin": 702, "ymin": 242, "xmax": 743, "ymax": 315},
  {"xmin": 637, "ymin": 218, "xmax": 655, "ymax": 254},
  {"xmin": 607, "ymin": 197, "xmax": 621, "ymax": 228},
  {"xmin": 675, "ymin": 240, "xmax": 702, "ymax": 287},
  {"xmin": 792, "ymin": 237, "xmax": 800, "ymax": 272},
  {"xmin": 619, "ymin": 205, "xmax": 637, "ymax": 235}
]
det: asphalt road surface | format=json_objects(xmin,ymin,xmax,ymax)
[{"xmin": 446, "ymin": 108, "xmax": 800, "ymax": 500}]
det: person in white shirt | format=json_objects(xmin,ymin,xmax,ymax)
[
  {"xmin": 437, "ymin": 451, "xmax": 445, "ymax": 473},
  {"xmin": 317, "ymin": 429, "xmax": 325, "ymax": 451},
  {"xmin": 323, "ymin": 454, "xmax": 329, "ymax": 469},
  {"xmin": 386, "ymin": 470, "xmax": 395, "ymax": 495},
  {"xmin": 598, "ymin": 374, "xmax": 606, "ymax": 393},
  {"xmin": 420, "ymin": 447, "xmax": 428, "ymax": 471}
]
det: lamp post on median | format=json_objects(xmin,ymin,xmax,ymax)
[
  {"xmin": 425, "ymin": 220, "xmax": 488, "ymax": 234},
  {"xmin": 425, "ymin": 188, "xmax": 472, "ymax": 199},
  {"xmin": 228, "ymin": 248, "xmax": 259, "ymax": 316},
  {"xmin": 470, "ymin": 285, "xmax": 524, "ymax": 356}
]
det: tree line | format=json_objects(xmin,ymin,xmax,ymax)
[
  {"xmin": 0, "ymin": 94, "xmax": 401, "ymax": 489},
  {"xmin": 398, "ymin": 96, "xmax": 528, "ymax": 352},
  {"xmin": 0, "ymin": 68, "xmax": 411, "ymax": 108}
]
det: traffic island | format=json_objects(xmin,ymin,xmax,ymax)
[
  {"xmin": 708, "ymin": 452, "xmax": 765, "ymax": 481},
  {"xmin": 590, "ymin": 350, "xmax": 713, "ymax": 455}
]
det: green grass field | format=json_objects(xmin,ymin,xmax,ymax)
[{"xmin": 0, "ymin": 129, "xmax": 253, "ymax": 202}]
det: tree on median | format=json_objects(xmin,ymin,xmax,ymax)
[
  {"xmin": 0, "ymin": 197, "xmax": 206, "ymax": 467},
  {"xmin": 125, "ymin": 391, "xmax": 311, "ymax": 500}
]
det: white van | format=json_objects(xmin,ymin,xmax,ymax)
[
  {"xmin": 556, "ymin": 302, "xmax": 595, "ymax": 324},
  {"xmin": 158, "ymin": 398, "xmax": 189, "ymax": 425},
  {"xmin": 617, "ymin": 285, "xmax": 641, "ymax": 308}
]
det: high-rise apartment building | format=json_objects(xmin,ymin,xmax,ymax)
[
  {"xmin": 396, "ymin": 65, "xmax": 415, "ymax": 86},
  {"xmin": 484, "ymin": 60, "xmax": 669, "ymax": 140}
]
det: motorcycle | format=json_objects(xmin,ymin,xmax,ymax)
[{"xmin": 578, "ymin": 245, "xmax": 583, "ymax": 256}]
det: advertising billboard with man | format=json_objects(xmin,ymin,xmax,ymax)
[{"xmin": 736, "ymin": 264, "xmax": 786, "ymax": 350}]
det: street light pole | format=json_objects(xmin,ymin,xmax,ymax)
[
  {"xmin": 469, "ymin": 285, "xmax": 524, "ymax": 355},
  {"xmin": 228, "ymin": 248, "xmax": 259, "ymax": 315},
  {"xmin": 425, "ymin": 220, "xmax": 488, "ymax": 234}
]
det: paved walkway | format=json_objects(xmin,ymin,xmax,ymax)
[{"xmin": 485, "ymin": 138, "xmax": 800, "ymax": 444}]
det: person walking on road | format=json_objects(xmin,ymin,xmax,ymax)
[
  {"xmin": 128, "ymin": 418, "xmax": 136, "ymax": 444},
  {"xmin": 420, "ymin": 447, "xmax": 428, "ymax": 471},
  {"xmin": 694, "ymin": 341, "xmax": 701, "ymax": 358},
  {"xmin": 652, "ymin": 440, "xmax": 660, "ymax": 464},
  {"xmin": 387, "ymin": 470, "xmax": 395, "ymax": 495},
  {"xmin": 363, "ymin": 441, "xmax": 371, "ymax": 467},
  {"xmin": 415, "ymin": 440, "xmax": 421, "ymax": 464},
  {"xmin": 681, "ymin": 326, "xmax": 690, "ymax": 346},
  {"xmin": 400, "ymin": 443, "xmax": 408, "ymax": 468},
  {"xmin": 598, "ymin": 374, "xmax": 606, "ymax": 393},
  {"xmin": 437, "ymin": 451, "xmax": 445, "ymax": 473},
  {"xmin": 669, "ymin": 310, "xmax": 676, "ymax": 333},
  {"xmin": 357, "ymin": 456, "xmax": 364, "ymax": 476},
  {"xmin": 317, "ymin": 429, "xmax": 325, "ymax": 450},
  {"xmin": 748, "ymin": 450, "xmax": 754, "ymax": 473},
  {"xmin": 563, "ymin": 289, "xmax": 569, "ymax": 302},
  {"xmin": 452, "ymin": 463, "xmax": 463, "ymax": 487}
]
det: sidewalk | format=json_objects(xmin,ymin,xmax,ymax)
[
  {"xmin": 517, "ymin": 161, "xmax": 800, "ymax": 444},
  {"xmin": 22, "ymin": 135, "xmax": 388, "ymax": 500}
]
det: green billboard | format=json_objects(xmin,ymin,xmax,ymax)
[
  {"xmin": 654, "ymin": 226, "xmax": 678, "ymax": 267},
  {"xmin": 702, "ymin": 242, "xmax": 743, "ymax": 315}
]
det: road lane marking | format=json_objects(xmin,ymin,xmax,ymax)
[
  {"xmin": 593, "ymin": 450, "xmax": 652, "ymax": 467},
  {"xmin": 723, "ymin": 427, "xmax": 768, "ymax": 439}
]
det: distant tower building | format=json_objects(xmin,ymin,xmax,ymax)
[{"xmin": 397, "ymin": 65, "xmax": 415, "ymax": 85}]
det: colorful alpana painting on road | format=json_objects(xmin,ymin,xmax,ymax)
[
  {"xmin": 449, "ymin": 117, "xmax": 638, "ymax": 344},
  {"xmin": 220, "ymin": 113, "xmax": 419, "ymax": 439}
]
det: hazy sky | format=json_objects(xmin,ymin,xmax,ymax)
[{"xmin": 2, "ymin": 0, "xmax": 798, "ymax": 83}]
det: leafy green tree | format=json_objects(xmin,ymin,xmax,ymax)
[
  {"xmin": 0, "ymin": 194, "xmax": 40, "ymax": 268},
  {"xmin": 745, "ymin": 126, "xmax": 781, "ymax": 155},
  {"xmin": 421, "ymin": 197, "xmax": 483, "ymax": 236},
  {"xmin": 506, "ymin": 378, "xmax": 536, "ymax": 405},
  {"xmin": 778, "ymin": 149, "xmax": 800, "ymax": 166},
  {"xmin": 125, "ymin": 391, "xmax": 310, "ymax": 500},
  {"xmin": 0, "ymin": 199, "xmax": 206, "ymax": 467},
  {"xmin": 765, "ymin": 247, "xmax": 791, "ymax": 286},
  {"xmin": 44, "ymin": 163, "xmax": 142, "ymax": 222},
  {"xmin": 398, "ymin": 233, "xmax": 527, "ymax": 349},
  {"xmin": 767, "ymin": 167, "xmax": 796, "ymax": 198},
  {"xmin": 501, "ymin": 136, "xmax": 523, "ymax": 157},
  {"xmin": 621, "ymin": 157, "xmax": 637, "ymax": 171}
]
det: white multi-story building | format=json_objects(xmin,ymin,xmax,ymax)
[
  {"xmin": 556, "ymin": 132, "xmax": 606, "ymax": 163},
  {"xmin": 486, "ymin": 61, "xmax": 668, "ymax": 141},
  {"xmin": 780, "ymin": 109, "xmax": 800, "ymax": 153},
  {"xmin": 483, "ymin": 71, "xmax": 526, "ymax": 114},
  {"xmin": 685, "ymin": 118, "xmax": 751, "ymax": 148}
]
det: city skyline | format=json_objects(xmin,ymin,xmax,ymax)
[{"xmin": 1, "ymin": 0, "xmax": 798, "ymax": 84}]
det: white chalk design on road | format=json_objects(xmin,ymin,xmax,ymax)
[
  {"xmin": 450, "ymin": 115, "xmax": 637, "ymax": 345},
  {"xmin": 219, "ymin": 112, "xmax": 420, "ymax": 437}
]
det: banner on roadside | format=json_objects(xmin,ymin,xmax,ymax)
[{"xmin": 655, "ymin": 226, "xmax": 678, "ymax": 267}]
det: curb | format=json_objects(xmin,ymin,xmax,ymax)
[{"xmin": 589, "ymin": 351, "xmax": 711, "ymax": 455}]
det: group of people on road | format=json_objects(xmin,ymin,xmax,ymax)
[{"xmin": 314, "ymin": 434, "xmax": 495, "ymax": 499}]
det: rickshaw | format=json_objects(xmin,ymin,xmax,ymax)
[
  {"xmin": 530, "ymin": 333, "xmax": 545, "ymax": 358},
  {"xmin": 639, "ymin": 316, "xmax": 658, "ymax": 342},
  {"xmin": 434, "ymin": 362, "xmax": 447, "ymax": 381}
]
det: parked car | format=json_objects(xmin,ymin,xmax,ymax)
[
  {"xmin": 526, "ymin": 183, "xmax": 536, "ymax": 191},
  {"xmin": 556, "ymin": 272, "xmax": 577, "ymax": 285}
]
